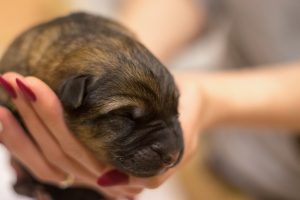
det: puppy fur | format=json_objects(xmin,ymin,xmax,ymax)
[{"xmin": 0, "ymin": 12, "xmax": 184, "ymax": 199}]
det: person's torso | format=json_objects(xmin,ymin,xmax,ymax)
[{"xmin": 209, "ymin": 0, "xmax": 300, "ymax": 66}]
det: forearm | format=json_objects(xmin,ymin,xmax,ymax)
[
  {"xmin": 118, "ymin": 0, "xmax": 204, "ymax": 62},
  {"xmin": 180, "ymin": 63, "xmax": 300, "ymax": 131}
]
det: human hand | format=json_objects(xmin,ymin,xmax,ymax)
[
  {"xmin": 0, "ymin": 72, "xmax": 144, "ymax": 199},
  {"xmin": 0, "ymin": 72, "xmax": 204, "ymax": 199}
]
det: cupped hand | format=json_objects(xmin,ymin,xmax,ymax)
[{"xmin": 0, "ymin": 72, "xmax": 204, "ymax": 199}]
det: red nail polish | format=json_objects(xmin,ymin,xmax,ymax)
[
  {"xmin": 16, "ymin": 78, "xmax": 37, "ymax": 101},
  {"xmin": 97, "ymin": 170, "xmax": 129, "ymax": 187},
  {"xmin": 0, "ymin": 76, "xmax": 17, "ymax": 98}
]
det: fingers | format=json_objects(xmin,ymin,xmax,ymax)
[
  {"xmin": 130, "ymin": 171, "xmax": 173, "ymax": 189},
  {"xmin": 101, "ymin": 186, "xmax": 143, "ymax": 199},
  {"xmin": 22, "ymin": 75, "xmax": 106, "ymax": 176},
  {"xmin": 2, "ymin": 73, "xmax": 99, "ymax": 183},
  {"xmin": 0, "ymin": 72, "xmax": 139, "ymax": 198},
  {"xmin": 120, "ymin": 186, "xmax": 143, "ymax": 196},
  {"xmin": 2, "ymin": 73, "xmax": 105, "ymax": 177},
  {"xmin": 0, "ymin": 72, "xmax": 158, "ymax": 198},
  {"xmin": 0, "ymin": 106, "xmax": 65, "ymax": 184}
]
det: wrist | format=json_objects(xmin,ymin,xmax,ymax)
[
  {"xmin": 194, "ymin": 73, "xmax": 226, "ymax": 129},
  {"xmin": 173, "ymin": 72, "xmax": 219, "ymax": 131}
]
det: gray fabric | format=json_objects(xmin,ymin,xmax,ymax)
[
  {"xmin": 206, "ymin": 128, "xmax": 300, "ymax": 200},
  {"xmin": 202, "ymin": 1, "xmax": 300, "ymax": 199},
  {"xmin": 207, "ymin": 0, "xmax": 300, "ymax": 66}
]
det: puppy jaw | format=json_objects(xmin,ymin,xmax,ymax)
[{"xmin": 108, "ymin": 117, "xmax": 184, "ymax": 177}]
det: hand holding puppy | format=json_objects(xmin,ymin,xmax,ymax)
[{"xmin": 0, "ymin": 72, "xmax": 204, "ymax": 199}]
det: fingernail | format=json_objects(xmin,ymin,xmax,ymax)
[
  {"xmin": 97, "ymin": 170, "xmax": 129, "ymax": 187},
  {"xmin": 0, "ymin": 76, "xmax": 17, "ymax": 98},
  {"xmin": 16, "ymin": 78, "xmax": 37, "ymax": 102}
]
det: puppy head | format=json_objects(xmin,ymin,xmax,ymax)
[{"xmin": 58, "ymin": 50, "xmax": 183, "ymax": 177}]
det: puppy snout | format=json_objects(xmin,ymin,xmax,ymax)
[
  {"xmin": 151, "ymin": 143, "xmax": 181, "ymax": 168},
  {"xmin": 161, "ymin": 152, "xmax": 181, "ymax": 168}
]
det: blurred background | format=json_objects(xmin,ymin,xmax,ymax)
[{"xmin": 2, "ymin": 0, "xmax": 298, "ymax": 200}]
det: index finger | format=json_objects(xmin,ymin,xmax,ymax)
[{"xmin": 5, "ymin": 73, "xmax": 107, "ymax": 177}]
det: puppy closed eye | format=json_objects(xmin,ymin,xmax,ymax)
[{"xmin": 109, "ymin": 106, "xmax": 145, "ymax": 120}]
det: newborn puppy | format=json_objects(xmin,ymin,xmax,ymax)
[{"xmin": 0, "ymin": 13, "xmax": 183, "ymax": 198}]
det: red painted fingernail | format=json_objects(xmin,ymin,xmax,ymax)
[
  {"xmin": 16, "ymin": 78, "xmax": 37, "ymax": 102},
  {"xmin": 97, "ymin": 170, "xmax": 129, "ymax": 187},
  {"xmin": 0, "ymin": 76, "xmax": 17, "ymax": 98}
]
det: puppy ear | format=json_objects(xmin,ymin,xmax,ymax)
[{"xmin": 59, "ymin": 75, "xmax": 97, "ymax": 109}]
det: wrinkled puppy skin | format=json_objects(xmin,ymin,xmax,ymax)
[{"xmin": 0, "ymin": 13, "xmax": 184, "ymax": 199}]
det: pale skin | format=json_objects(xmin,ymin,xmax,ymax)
[{"xmin": 1, "ymin": 0, "xmax": 300, "ymax": 199}]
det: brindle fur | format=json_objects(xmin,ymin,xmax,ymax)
[{"xmin": 0, "ymin": 13, "xmax": 183, "ymax": 199}]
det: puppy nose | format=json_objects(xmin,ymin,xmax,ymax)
[
  {"xmin": 151, "ymin": 143, "xmax": 181, "ymax": 168},
  {"xmin": 162, "ymin": 152, "xmax": 180, "ymax": 168}
]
